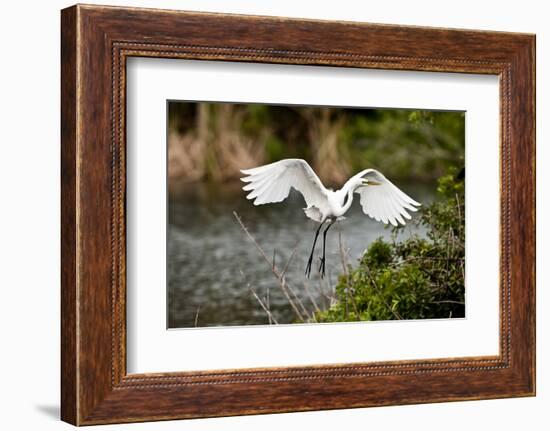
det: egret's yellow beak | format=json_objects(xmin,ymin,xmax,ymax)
[{"xmin": 362, "ymin": 179, "xmax": 381, "ymax": 186}]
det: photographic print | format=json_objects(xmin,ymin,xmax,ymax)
[{"xmin": 167, "ymin": 101, "xmax": 465, "ymax": 328}]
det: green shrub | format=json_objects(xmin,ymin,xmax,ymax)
[{"xmin": 316, "ymin": 167, "xmax": 465, "ymax": 322}]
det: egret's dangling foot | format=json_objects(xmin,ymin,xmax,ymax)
[
  {"xmin": 305, "ymin": 222, "xmax": 324, "ymax": 278},
  {"xmin": 318, "ymin": 256, "xmax": 326, "ymax": 276},
  {"xmin": 305, "ymin": 255, "xmax": 313, "ymax": 278}
]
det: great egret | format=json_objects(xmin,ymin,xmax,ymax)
[{"xmin": 240, "ymin": 158, "xmax": 421, "ymax": 278}]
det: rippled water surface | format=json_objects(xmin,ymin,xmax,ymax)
[{"xmin": 168, "ymin": 180, "xmax": 435, "ymax": 328}]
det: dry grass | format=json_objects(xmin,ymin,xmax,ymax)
[{"xmin": 169, "ymin": 103, "xmax": 265, "ymax": 182}]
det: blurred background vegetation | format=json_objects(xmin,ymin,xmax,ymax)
[
  {"xmin": 168, "ymin": 102, "xmax": 465, "ymax": 186},
  {"xmin": 167, "ymin": 101, "xmax": 465, "ymax": 328}
]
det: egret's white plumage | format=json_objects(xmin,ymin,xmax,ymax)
[
  {"xmin": 241, "ymin": 158, "xmax": 328, "ymax": 214},
  {"xmin": 240, "ymin": 158, "xmax": 420, "ymax": 278},
  {"xmin": 240, "ymin": 158, "xmax": 420, "ymax": 227}
]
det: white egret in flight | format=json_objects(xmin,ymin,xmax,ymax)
[{"xmin": 240, "ymin": 159, "xmax": 421, "ymax": 278}]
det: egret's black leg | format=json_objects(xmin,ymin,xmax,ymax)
[
  {"xmin": 305, "ymin": 223, "xmax": 324, "ymax": 278},
  {"xmin": 318, "ymin": 220, "xmax": 335, "ymax": 278}
]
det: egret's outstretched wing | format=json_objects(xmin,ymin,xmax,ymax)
[
  {"xmin": 355, "ymin": 169, "xmax": 421, "ymax": 226},
  {"xmin": 240, "ymin": 159, "xmax": 328, "ymax": 212}
]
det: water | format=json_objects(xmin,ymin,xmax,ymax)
[{"xmin": 168, "ymin": 180, "xmax": 435, "ymax": 328}]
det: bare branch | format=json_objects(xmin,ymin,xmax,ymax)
[
  {"xmin": 194, "ymin": 305, "xmax": 201, "ymax": 327},
  {"xmin": 250, "ymin": 286, "xmax": 279, "ymax": 324},
  {"xmin": 234, "ymin": 211, "xmax": 305, "ymax": 321},
  {"xmin": 281, "ymin": 242, "xmax": 299, "ymax": 278}
]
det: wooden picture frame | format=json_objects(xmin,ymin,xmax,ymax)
[{"xmin": 61, "ymin": 4, "xmax": 535, "ymax": 425}]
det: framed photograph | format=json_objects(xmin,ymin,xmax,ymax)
[{"xmin": 61, "ymin": 4, "xmax": 535, "ymax": 425}]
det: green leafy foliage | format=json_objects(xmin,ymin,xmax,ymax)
[
  {"xmin": 340, "ymin": 110, "xmax": 465, "ymax": 181},
  {"xmin": 316, "ymin": 167, "xmax": 465, "ymax": 322}
]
